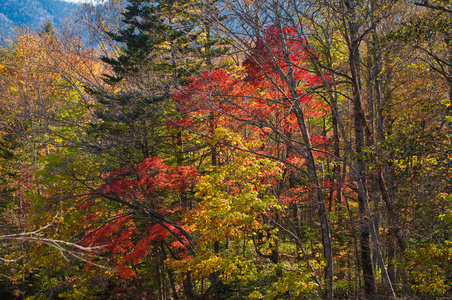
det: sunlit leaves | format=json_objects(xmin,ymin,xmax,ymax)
[{"xmin": 395, "ymin": 241, "xmax": 452, "ymax": 296}]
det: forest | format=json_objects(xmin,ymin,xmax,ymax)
[
  {"xmin": 0, "ymin": 0, "xmax": 450, "ymax": 299},
  {"xmin": 0, "ymin": 0, "xmax": 78, "ymax": 44}
]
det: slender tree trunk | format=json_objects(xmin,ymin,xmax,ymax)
[
  {"xmin": 182, "ymin": 272, "xmax": 197, "ymax": 300},
  {"xmin": 277, "ymin": 22, "xmax": 333, "ymax": 299},
  {"xmin": 332, "ymin": 111, "xmax": 342, "ymax": 210},
  {"xmin": 161, "ymin": 243, "xmax": 179, "ymax": 300},
  {"xmin": 208, "ymin": 113, "xmax": 220, "ymax": 256},
  {"xmin": 347, "ymin": 12, "xmax": 378, "ymax": 299},
  {"xmin": 293, "ymin": 94, "xmax": 333, "ymax": 300},
  {"xmin": 387, "ymin": 229, "xmax": 396, "ymax": 287}
]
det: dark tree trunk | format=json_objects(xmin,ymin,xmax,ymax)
[{"xmin": 347, "ymin": 11, "xmax": 378, "ymax": 299}]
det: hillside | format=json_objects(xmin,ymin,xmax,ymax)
[{"xmin": 0, "ymin": 0, "xmax": 79, "ymax": 44}]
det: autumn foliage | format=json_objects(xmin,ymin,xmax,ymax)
[{"xmin": 0, "ymin": 1, "xmax": 450, "ymax": 299}]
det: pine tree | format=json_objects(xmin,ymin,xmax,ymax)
[
  {"xmin": 80, "ymin": 1, "xmax": 228, "ymax": 297},
  {"xmin": 86, "ymin": 0, "xmax": 227, "ymax": 165}
]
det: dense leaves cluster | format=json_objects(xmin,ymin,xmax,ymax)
[{"xmin": 0, "ymin": 0, "xmax": 450, "ymax": 299}]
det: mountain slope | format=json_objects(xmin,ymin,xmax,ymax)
[{"xmin": 0, "ymin": 0, "xmax": 79, "ymax": 43}]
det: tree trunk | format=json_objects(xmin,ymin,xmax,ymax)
[
  {"xmin": 347, "ymin": 11, "xmax": 378, "ymax": 299},
  {"xmin": 279, "ymin": 25, "xmax": 334, "ymax": 299}
]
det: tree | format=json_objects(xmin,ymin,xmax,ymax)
[
  {"xmin": 175, "ymin": 0, "xmax": 450, "ymax": 298},
  {"xmin": 173, "ymin": 23, "xmax": 335, "ymax": 299},
  {"xmin": 0, "ymin": 0, "xmax": 450, "ymax": 298}
]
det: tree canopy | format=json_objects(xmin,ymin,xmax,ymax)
[{"xmin": 0, "ymin": 0, "xmax": 450, "ymax": 299}]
